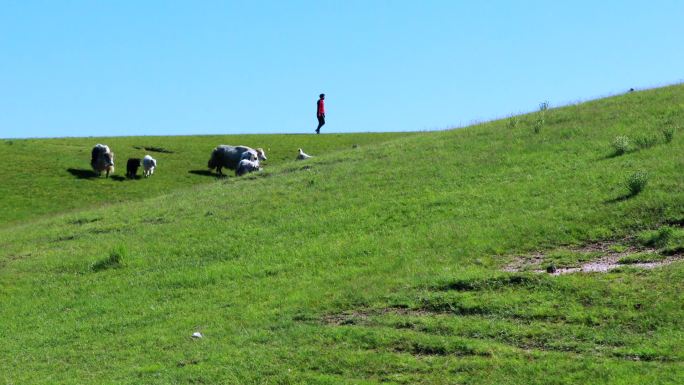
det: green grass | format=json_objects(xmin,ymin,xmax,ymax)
[
  {"xmin": 0, "ymin": 85, "xmax": 683, "ymax": 384},
  {"xmin": 0, "ymin": 132, "xmax": 411, "ymax": 226},
  {"xmin": 90, "ymin": 246, "xmax": 127, "ymax": 272},
  {"xmin": 637, "ymin": 225, "xmax": 684, "ymax": 255},
  {"xmin": 618, "ymin": 252, "xmax": 667, "ymax": 264}
]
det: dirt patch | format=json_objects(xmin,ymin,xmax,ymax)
[
  {"xmin": 140, "ymin": 217, "xmax": 171, "ymax": 225},
  {"xmin": 69, "ymin": 217, "xmax": 103, "ymax": 225},
  {"xmin": 322, "ymin": 308, "xmax": 434, "ymax": 326},
  {"xmin": 505, "ymin": 240, "xmax": 683, "ymax": 275},
  {"xmin": 542, "ymin": 255, "xmax": 682, "ymax": 275},
  {"xmin": 322, "ymin": 311, "xmax": 371, "ymax": 326},
  {"xmin": 280, "ymin": 165, "xmax": 313, "ymax": 174},
  {"xmin": 52, "ymin": 235, "xmax": 77, "ymax": 242},
  {"xmin": 0, "ymin": 253, "xmax": 32, "ymax": 268}
]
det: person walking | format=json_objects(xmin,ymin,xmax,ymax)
[{"xmin": 315, "ymin": 93, "xmax": 325, "ymax": 134}]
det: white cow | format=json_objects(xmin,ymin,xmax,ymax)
[{"xmin": 142, "ymin": 155, "xmax": 157, "ymax": 177}]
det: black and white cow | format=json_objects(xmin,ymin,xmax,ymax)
[{"xmin": 207, "ymin": 145, "xmax": 267, "ymax": 175}]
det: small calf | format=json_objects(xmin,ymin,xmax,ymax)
[
  {"xmin": 142, "ymin": 155, "xmax": 157, "ymax": 177},
  {"xmin": 236, "ymin": 158, "xmax": 261, "ymax": 176},
  {"xmin": 126, "ymin": 158, "xmax": 141, "ymax": 178}
]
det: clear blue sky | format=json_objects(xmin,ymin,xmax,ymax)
[{"xmin": 1, "ymin": 1, "xmax": 682, "ymax": 138}]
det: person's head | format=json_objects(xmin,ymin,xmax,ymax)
[{"xmin": 319, "ymin": 93, "xmax": 325, "ymax": 99}]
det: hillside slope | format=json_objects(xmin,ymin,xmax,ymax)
[
  {"xmin": 0, "ymin": 85, "xmax": 683, "ymax": 384},
  {"xmin": 0, "ymin": 132, "xmax": 411, "ymax": 226}
]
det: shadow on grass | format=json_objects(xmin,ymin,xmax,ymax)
[
  {"xmin": 598, "ymin": 152, "xmax": 627, "ymax": 161},
  {"xmin": 67, "ymin": 168, "xmax": 128, "ymax": 181},
  {"xmin": 605, "ymin": 193, "xmax": 636, "ymax": 204},
  {"xmin": 189, "ymin": 170, "xmax": 225, "ymax": 178},
  {"xmin": 67, "ymin": 168, "xmax": 99, "ymax": 179},
  {"xmin": 133, "ymin": 145, "xmax": 174, "ymax": 154}
]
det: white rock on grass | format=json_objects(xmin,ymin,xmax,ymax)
[{"xmin": 192, "ymin": 332, "xmax": 203, "ymax": 339}]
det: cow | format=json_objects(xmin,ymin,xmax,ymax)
[
  {"xmin": 142, "ymin": 155, "xmax": 157, "ymax": 177},
  {"xmin": 207, "ymin": 145, "xmax": 267, "ymax": 175},
  {"xmin": 236, "ymin": 158, "xmax": 261, "ymax": 176},
  {"xmin": 296, "ymin": 148, "xmax": 312, "ymax": 160},
  {"xmin": 91, "ymin": 144, "xmax": 114, "ymax": 178},
  {"xmin": 126, "ymin": 158, "xmax": 141, "ymax": 178}
]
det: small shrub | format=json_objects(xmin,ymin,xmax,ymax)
[
  {"xmin": 633, "ymin": 134, "xmax": 658, "ymax": 149},
  {"xmin": 533, "ymin": 117, "xmax": 544, "ymax": 134},
  {"xmin": 507, "ymin": 116, "xmax": 520, "ymax": 129},
  {"xmin": 625, "ymin": 171, "xmax": 648, "ymax": 196},
  {"xmin": 611, "ymin": 135, "xmax": 630, "ymax": 155},
  {"xmin": 662, "ymin": 126, "xmax": 676, "ymax": 143},
  {"xmin": 91, "ymin": 246, "xmax": 127, "ymax": 272}
]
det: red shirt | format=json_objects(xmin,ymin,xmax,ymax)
[{"xmin": 317, "ymin": 99, "xmax": 325, "ymax": 116}]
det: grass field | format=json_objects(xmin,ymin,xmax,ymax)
[
  {"xmin": 0, "ymin": 85, "xmax": 683, "ymax": 384},
  {"xmin": 0, "ymin": 132, "xmax": 411, "ymax": 226}
]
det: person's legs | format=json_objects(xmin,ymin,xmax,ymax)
[{"xmin": 316, "ymin": 116, "xmax": 325, "ymax": 134}]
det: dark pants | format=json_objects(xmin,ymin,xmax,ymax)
[{"xmin": 316, "ymin": 115, "xmax": 325, "ymax": 133}]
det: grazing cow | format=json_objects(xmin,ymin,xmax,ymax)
[
  {"xmin": 126, "ymin": 158, "xmax": 141, "ymax": 178},
  {"xmin": 296, "ymin": 148, "xmax": 312, "ymax": 160},
  {"xmin": 207, "ymin": 145, "xmax": 267, "ymax": 175},
  {"xmin": 236, "ymin": 158, "xmax": 261, "ymax": 176},
  {"xmin": 142, "ymin": 155, "xmax": 157, "ymax": 177},
  {"xmin": 91, "ymin": 144, "xmax": 115, "ymax": 178}
]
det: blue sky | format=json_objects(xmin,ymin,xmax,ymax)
[{"xmin": 1, "ymin": 1, "xmax": 682, "ymax": 138}]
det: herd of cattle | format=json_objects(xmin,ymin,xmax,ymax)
[{"xmin": 89, "ymin": 144, "xmax": 312, "ymax": 179}]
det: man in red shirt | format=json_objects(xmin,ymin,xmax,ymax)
[{"xmin": 315, "ymin": 93, "xmax": 325, "ymax": 134}]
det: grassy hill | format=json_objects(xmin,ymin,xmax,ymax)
[
  {"xmin": 0, "ymin": 132, "xmax": 411, "ymax": 226},
  {"xmin": 0, "ymin": 85, "xmax": 682, "ymax": 384}
]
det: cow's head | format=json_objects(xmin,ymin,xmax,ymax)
[
  {"xmin": 255, "ymin": 148, "xmax": 267, "ymax": 161},
  {"xmin": 103, "ymin": 151, "xmax": 114, "ymax": 167}
]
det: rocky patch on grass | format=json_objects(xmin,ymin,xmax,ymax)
[{"xmin": 505, "ymin": 238, "xmax": 683, "ymax": 275}]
